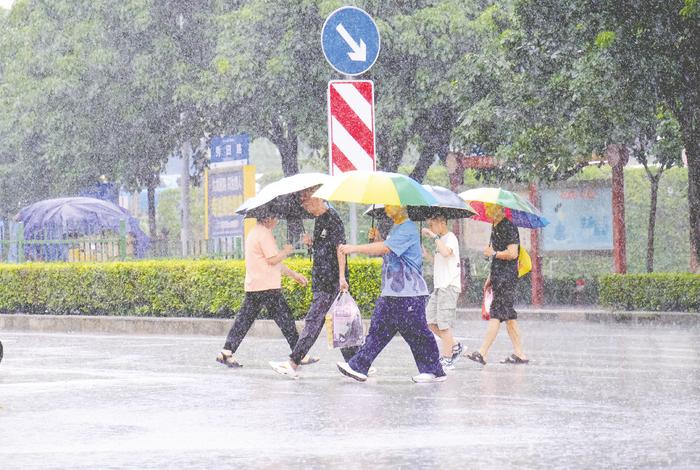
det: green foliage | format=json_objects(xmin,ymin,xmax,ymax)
[
  {"xmin": 599, "ymin": 273, "xmax": 700, "ymax": 312},
  {"xmin": 594, "ymin": 31, "xmax": 616, "ymax": 48},
  {"xmin": 7, "ymin": 257, "xmax": 696, "ymax": 313},
  {"xmin": 511, "ymin": 0, "xmax": 700, "ymax": 264},
  {"xmin": 460, "ymin": 275, "xmax": 599, "ymax": 306},
  {"xmin": 156, "ymin": 187, "xmax": 206, "ymax": 240},
  {"xmin": 623, "ymin": 167, "xmax": 689, "ymax": 273},
  {"xmin": 0, "ymin": 0, "xmax": 217, "ymax": 218},
  {"xmin": 0, "ymin": 257, "xmax": 383, "ymax": 318}
]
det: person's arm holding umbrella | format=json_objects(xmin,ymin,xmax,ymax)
[
  {"xmin": 421, "ymin": 227, "xmax": 453, "ymax": 258},
  {"xmin": 338, "ymin": 241, "xmax": 390, "ymax": 257}
]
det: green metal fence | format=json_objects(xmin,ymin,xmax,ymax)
[{"xmin": 0, "ymin": 220, "xmax": 246, "ymax": 263}]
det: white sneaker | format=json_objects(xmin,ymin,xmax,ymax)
[
  {"xmin": 367, "ymin": 366, "xmax": 377, "ymax": 377},
  {"xmin": 412, "ymin": 373, "xmax": 447, "ymax": 383},
  {"xmin": 440, "ymin": 357, "xmax": 455, "ymax": 370},
  {"xmin": 337, "ymin": 362, "xmax": 367, "ymax": 382},
  {"xmin": 269, "ymin": 361, "xmax": 299, "ymax": 379}
]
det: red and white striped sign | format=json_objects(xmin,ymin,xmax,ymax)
[{"xmin": 327, "ymin": 80, "xmax": 376, "ymax": 174}]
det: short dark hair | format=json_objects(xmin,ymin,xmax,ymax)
[{"xmin": 429, "ymin": 213, "xmax": 447, "ymax": 223}]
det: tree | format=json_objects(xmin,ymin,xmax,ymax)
[
  {"xmin": 0, "ymin": 0, "xmax": 218, "ymax": 238},
  {"xmin": 453, "ymin": 1, "xmax": 607, "ymax": 185},
  {"xmin": 631, "ymin": 112, "xmax": 683, "ymax": 272},
  {"xmin": 370, "ymin": 1, "xmax": 500, "ymax": 181},
  {"xmin": 208, "ymin": 0, "xmax": 329, "ymax": 175},
  {"xmin": 511, "ymin": 0, "xmax": 700, "ymax": 267},
  {"xmin": 0, "ymin": 1, "xmax": 129, "ymax": 214}
]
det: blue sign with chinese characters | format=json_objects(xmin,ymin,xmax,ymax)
[
  {"xmin": 210, "ymin": 134, "xmax": 249, "ymax": 164},
  {"xmin": 321, "ymin": 6, "xmax": 380, "ymax": 76}
]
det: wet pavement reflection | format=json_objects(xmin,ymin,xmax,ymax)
[{"xmin": 1, "ymin": 320, "xmax": 699, "ymax": 469}]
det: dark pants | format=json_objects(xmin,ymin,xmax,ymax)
[
  {"xmin": 289, "ymin": 291, "xmax": 359, "ymax": 365},
  {"xmin": 223, "ymin": 289, "xmax": 299, "ymax": 353},
  {"xmin": 348, "ymin": 296, "xmax": 445, "ymax": 377}
]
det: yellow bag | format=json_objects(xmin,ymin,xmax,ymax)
[{"xmin": 518, "ymin": 246, "xmax": 532, "ymax": 277}]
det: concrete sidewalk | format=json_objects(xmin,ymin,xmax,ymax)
[{"xmin": 1, "ymin": 306, "xmax": 697, "ymax": 337}]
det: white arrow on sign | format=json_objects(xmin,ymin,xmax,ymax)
[{"xmin": 335, "ymin": 23, "xmax": 367, "ymax": 62}]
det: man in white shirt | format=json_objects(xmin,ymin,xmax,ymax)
[{"xmin": 422, "ymin": 214, "xmax": 463, "ymax": 369}]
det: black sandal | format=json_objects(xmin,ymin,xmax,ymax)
[
  {"xmin": 465, "ymin": 351, "xmax": 486, "ymax": 365},
  {"xmin": 216, "ymin": 351, "xmax": 242, "ymax": 368},
  {"xmin": 300, "ymin": 355, "xmax": 320, "ymax": 366},
  {"xmin": 501, "ymin": 354, "xmax": 529, "ymax": 364}
]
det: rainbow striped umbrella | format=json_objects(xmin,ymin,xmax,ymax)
[
  {"xmin": 312, "ymin": 171, "xmax": 437, "ymax": 206},
  {"xmin": 364, "ymin": 185, "xmax": 474, "ymax": 221},
  {"xmin": 460, "ymin": 187, "xmax": 549, "ymax": 229}
]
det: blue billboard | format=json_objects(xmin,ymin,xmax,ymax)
[
  {"xmin": 541, "ymin": 186, "xmax": 613, "ymax": 251},
  {"xmin": 210, "ymin": 134, "xmax": 249, "ymax": 164}
]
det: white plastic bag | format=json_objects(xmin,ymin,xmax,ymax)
[
  {"xmin": 481, "ymin": 286, "xmax": 493, "ymax": 321},
  {"xmin": 325, "ymin": 292, "xmax": 365, "ymax": 349}
]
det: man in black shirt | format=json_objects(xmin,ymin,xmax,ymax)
[
  {"xmin": 466, "ymin": 203, "xmax": 529, "ymax": 365},
  {"xmin": 269, "ymin": 188, "xmax": 359, "ymax": 378}
]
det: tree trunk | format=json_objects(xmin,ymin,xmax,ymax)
[
  {"xmin": 375, "ymin": 127, "xmax": 408, "ymax": 173},
  {"xmin": 410, "ymin": 134, "xmax": 450, "ymax": 183},
  {"xmin": 269, "ymin": 120, "xmax": 302, "ymax": 246},
  {"xmin": 270, "ymin": 120, "xmax": 299, "ymax": 177},
  {"xmin": 180, "ymin": 141, "xmax": 192, "ymax": 256},
  {"xmin": 681, "ymin": 126, "xmax": 700, "ymax": 271},
  {"xmin": 147, "ymin": 175, "xmax": 157, "ymax": 239},
  {"xmin": 646, "ymin": 174, "xmax": 660, "ymax": 273},
  {"xmin": 409, "ymin": 145, "xmax": 435, "ymax": 183},
  {"xmin": 409, "ymin": 106, "xmax": 454, "ymax": 182}
]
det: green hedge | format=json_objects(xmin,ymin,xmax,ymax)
[
  {"xmin": 453, "ymin": 274, "xmax": 599, "ymax": 306},
  {"xmin": 599, "ymin": 273, "xmax": 700, "ymax": 312},
  {"xmin": 7, "ymin": 260, "xmax": 695, "ymax": 316},
  {"xmin": 0, "ymin": 259, "xmax": 382, "ymax": 318}
]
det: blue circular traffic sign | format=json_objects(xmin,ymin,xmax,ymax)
[{"xmin": 321, "ymin": 6, "xmax": 380, "ymax": 76}]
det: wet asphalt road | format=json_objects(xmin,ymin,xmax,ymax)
[{"xmin": 1, "ymin": 319, "xmax": 699, "ymax": 469}]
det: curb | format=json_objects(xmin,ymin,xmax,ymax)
[
  {"xmin": 1, "ymin": 309, "xmax": 697, "ymax": 337},
  {"xmin": 458, "ymin": 308, "xmax": 699, "ymax": 325},
  {"xmin": 0, "ymin": 314, "xmax": 373, "ymax": 338}
]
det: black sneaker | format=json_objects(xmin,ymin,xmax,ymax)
[{"xmin": 451, "ymin": 342, "xmax": 463, "ymax": 363}]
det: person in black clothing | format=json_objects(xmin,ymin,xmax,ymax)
[
  {"xmin": 466, "ymin": 203, "xmax": 529, "ymax": 365},
  {"xmin": 269, "ymin": 188, "xmax": 360, "ymax": 379}
]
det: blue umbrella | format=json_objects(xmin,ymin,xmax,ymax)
[{"xmin": 15, "ymin": 197, "xmax": 150, "ymax": 259}]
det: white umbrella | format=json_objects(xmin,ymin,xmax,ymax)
[{"xmin": 235, "ymin": 172, "xmax": 331, "ymax": 219}]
